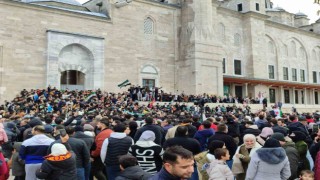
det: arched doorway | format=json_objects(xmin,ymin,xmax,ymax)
[{"xmin": 60, "ymin": 70, "xmax": 85, "ymax": 90}]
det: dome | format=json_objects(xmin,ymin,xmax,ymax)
[
  {"xmin": 274, "ymin": 6, "xmax": 285, "ymax": 11},
  {"xmin": 25, "ymin": 0, "xmax": 82, "ymax": 6},
  {"xmin": 295, "ymin": 12, "xmax": 307, "ymax": 17}
]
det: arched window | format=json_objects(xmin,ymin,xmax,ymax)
[
  {"xmin": 141, "ymin": 65, "xmax": 158, "ymax": 74},
  {"xmin": 218, "ymin": 23, "xmax": 225, "ymax": 43},
  {"xmin": 144, "ymin": 17, "xmax": 154, "ymax": 35},
  {"xmin": 234, "ymin": 33, "xmax": 241, "ymax": 46}
]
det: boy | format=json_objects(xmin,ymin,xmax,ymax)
[
  {"xmin": 206, "ymin": 148, "xmax": 234, "ymax": 180},
  {"xmin": 298, "ymin": 170, "xmax": 314, "ymax": 180}
]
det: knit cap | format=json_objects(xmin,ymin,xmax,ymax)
[
  {"xmin": 51, "ymin": 143, "xmax": 67, "ymax": 156},
  {"xmin": 260, "ymin": 127, "xmax": 274, "ymax": 138}
]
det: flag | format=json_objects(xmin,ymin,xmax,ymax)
[
  {"xmin": 118, "ymin": 80, "xmax": 131, "ymax": 88},
  {"xmin": 85, "ymin": 92, "xmax": 97, "ymax": 102}
]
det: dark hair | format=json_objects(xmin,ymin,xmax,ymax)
[
  {"xmin": 175, "ymin": 126, "xmax": 188, "ymax": 137},
  {"xmin": 99, "ymin": 117, "xmax": 109, "ymax": 127},
  {"xmin": 113, "ymin": 123, "xmax": 126, "ymax": 132},
  {"xmin": 44, "ymin": 117, "xmax": 52, "ymax": 124},
  {"xmin": 165, "ymin": 119, "xmax": 172, "ymax": 125},
  {"xmin": 54, "ymin": 118, "xmax": 63, "ymax": 125},
  {"xmin": 163, "ymin": 146, "xmax": 193, "ymax": 164},
  {"xmin": 208, "ymin": 140, "xmax": 224, "ymax": 154},
  {"xmin": 145, "ymin": 117, "xmax": 153, "ymax": 124},
  {"xmin": 33, "ymin": 125, "xmax": 45, "ymax": 133},
  {"xmin": 217, "ymin": 124, "xmax": 227, "ymax": 132},
  {"xmin": 245, "ymin": 121, "xmax": 254, "ymax": 125},
  {"xmin": 128, "ymin": 121, "xmax": 138, "ymax": 130},
  {"xmin": 270, "ymin": 118, "xmax": 277, "ymax": 125},
  {"xmin": 258, "ymin": 114, "xmax": 265, "ymax": 120},
  {"xmin": 214, "ymin": 148, "xmax": 228, "ymax": 160},
  {"xmin": 119, "ymin": 155, "xmax": 137, "ymax": 169},
  {"xmin": 65, "ymin": 126, "xmax": 75, "ymax": 135},
  {"xmin": 202, "ymin": 120, "xmax": 212, "ymax": 129},
  {"xmin": 289, "ymin": 115, "xmax": 296, "ymax": 121}
]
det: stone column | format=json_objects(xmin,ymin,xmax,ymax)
[
  {"xmin": 280, "ymin": 86, "xmax": 284, "ymax": 103},
  {"xmin": 304, "ymin": 88, "xmax": 307, "ymax": 105},
  {"xmin": 244, "ymin": 83, "xmax": 248, "ymax": 98},
  {"xmin": 292, "ymin": 87, "xmax": 295, "ymax": 105}
]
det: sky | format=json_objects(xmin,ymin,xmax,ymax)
[
  {"xmin": 272, "ymin": 0, "xmax": 320, "ymax": 23},
  {"xmin": 75, "ymin": 0, "xmax": 320, "ymax": 23}
]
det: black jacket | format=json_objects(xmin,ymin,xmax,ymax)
[
  {"xmin": 163, "ymin": 136, "xmax": 201, "ymax": 155},
  {"xmin": 134, "ymin": 124, "xmax": 164, "ymax": 145},
  {"xmin": 208, "ymin": 132, "xmax": 237, "ymax": 159},
  {"xmin": 115, "ymin": 165, "xmax": 151, "ymax": 180},
  {"xmin": 36, "ymin": 152, "xmax": 77, "ymax": 180},
  {"xmin": 73, "ymin": 131, "xmax": 94, "ymax": 150},
  {"xmin": 49, "ymin": 137, "xmax": 90, "ymax": 168}
]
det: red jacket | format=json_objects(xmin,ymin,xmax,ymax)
[
  {"xmin": 198, "ymin": 124, "xmax": 217, "ymax": 131},
  {"xmin": 0, "ymin": 153, "xmax": 9, "ymax": 180},
  {"xmin": 91, "ymin": 128, "xmax": 113, "ymax": 158}
]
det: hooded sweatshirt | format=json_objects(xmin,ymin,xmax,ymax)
[
  {"xmin": 19, "ymin": 134, "xmax": 55, "ymax": 164},
  {"xmin": 246, "ymin": 147, "xmax": 291, "ymax": 180},
  {"xmin": 115, "ymin": 165, "xmax": 152, "ymax": 180}
]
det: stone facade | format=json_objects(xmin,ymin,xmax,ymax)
[{"xmin": 0, "ymin": 0, "xmax": 320, "ymax": 106}]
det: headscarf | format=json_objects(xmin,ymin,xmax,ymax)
[{"xmin": 139, "ymin": 130, "xmax": 156, "ymax": 141}]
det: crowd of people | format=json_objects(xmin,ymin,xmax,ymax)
[
  {"xmin": 0, "ymin": 87, "xmax": 318, "ymax": 180},
  {"xmin": 127, "ymin": 85, "xmax": 264, "ymax": 105}
]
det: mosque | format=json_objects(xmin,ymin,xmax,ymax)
[{"xmin": 0, "ymin": 0, "xmax": 320, "ymax": 107}]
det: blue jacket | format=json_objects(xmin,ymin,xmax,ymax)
[{"xmin": 194, "ymin": 129, "xmax": 215, "ymax": 151}]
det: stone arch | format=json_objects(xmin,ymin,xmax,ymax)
[
  {"xmin": 46, "ymin": 31, "xmax": 104, "ymax": 90},
  {"xmin": 139, "ymin": 64, "xmax": 160, "ymax": 88}
]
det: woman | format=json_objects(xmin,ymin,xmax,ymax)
[
  {"xmin": 129, "ymin": 131, "xmax": 164, "ymax": 175},
  {"xmin": 232, "ymin": 134, "xmax": 262, "ymax": 180},
  {"xmin": 246, "ymin": 138, "xmax": 291, "ymax": 180},
  {"xmin": 36, "ymin": 143, "xmax": 77, "ymax": 180},
  {"xmin": 256, "ymin": 127, "xmax": 273, "ymax": 146}
]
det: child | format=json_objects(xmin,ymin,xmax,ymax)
[
  {"xmin": 206, "ymin": 148, "xmax": 234, "ymax": 180},
  {"xmin": 297, "ymin": 170, "xmax": 314, "ymax": 180},
  {"xmin": 11, "ymin": 142, "xmax": 25, "ymax": 180}
]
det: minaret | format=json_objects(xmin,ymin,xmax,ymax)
[{"xmin": 178, "ymin": 0, "xmax": 223, "ymax": 95}]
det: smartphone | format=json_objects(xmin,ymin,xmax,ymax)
[{"xmin": 60, "ymin": 129, "xmax": 67, "ymax": 137}]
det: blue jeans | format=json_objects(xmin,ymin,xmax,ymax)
[
  {"xmin": 106, "ymin": 165, "xmax": 121, "ymax": 180},
  {"xmin": 77, "ymin": 168, "xmax": 85, "ymax": 180},
  {"xmin": 85, "ymin": 163, "xmax": 91, "ymax": 180},
  {"xmin": 226, "ymin": 159, "xmax": 233, "ymax": 170}
]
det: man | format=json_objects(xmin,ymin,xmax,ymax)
[
  {"xmin": 49, "ymin": 126, "xmax": 90, "ymax": 180},
  {"xmin": 288, "ymin": 116, "xmax": 312, "ymax": 146},
  {"xmin": 150, "ymin": 146, "xmax": 194, "ymax": 180},
  {"xmin": 115, "ymin": 155, "xmax": 151, "ymax": 180},
  {"xmin": 208, "ymin": 124, "xmax": 237, "ymax": 168},
  {"xmin": 91, "ymin": 117, "xmax": 113, "ymax": 180},
  {"xmin": 101, "ymin": 123, "xmax": 133, "ymax": 180},
  {"xmin": 254, "ymin": 114, "xmax": 268, "ymax": 130},
  {"xmin": 271, "ymin": 132, "xmax": 299, "ymax": 180},
  {"xmin": 19, "ymin": 125, "xmax": 55, "ymax": 180},
  {"xmin": 134, "ymin": 116, "xmax": 164, "ymax": 145},
  {"xmin": 161, "ymin": 118, "xmax": 173, "ymax": 135},
  {"xmin": 269, "ymin": 118, "xmax": 287, "ymax": 132}
]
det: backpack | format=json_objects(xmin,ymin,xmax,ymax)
[{"xmin": 194, "ymin": 151, "xmax": 210, "ymax": 180}]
